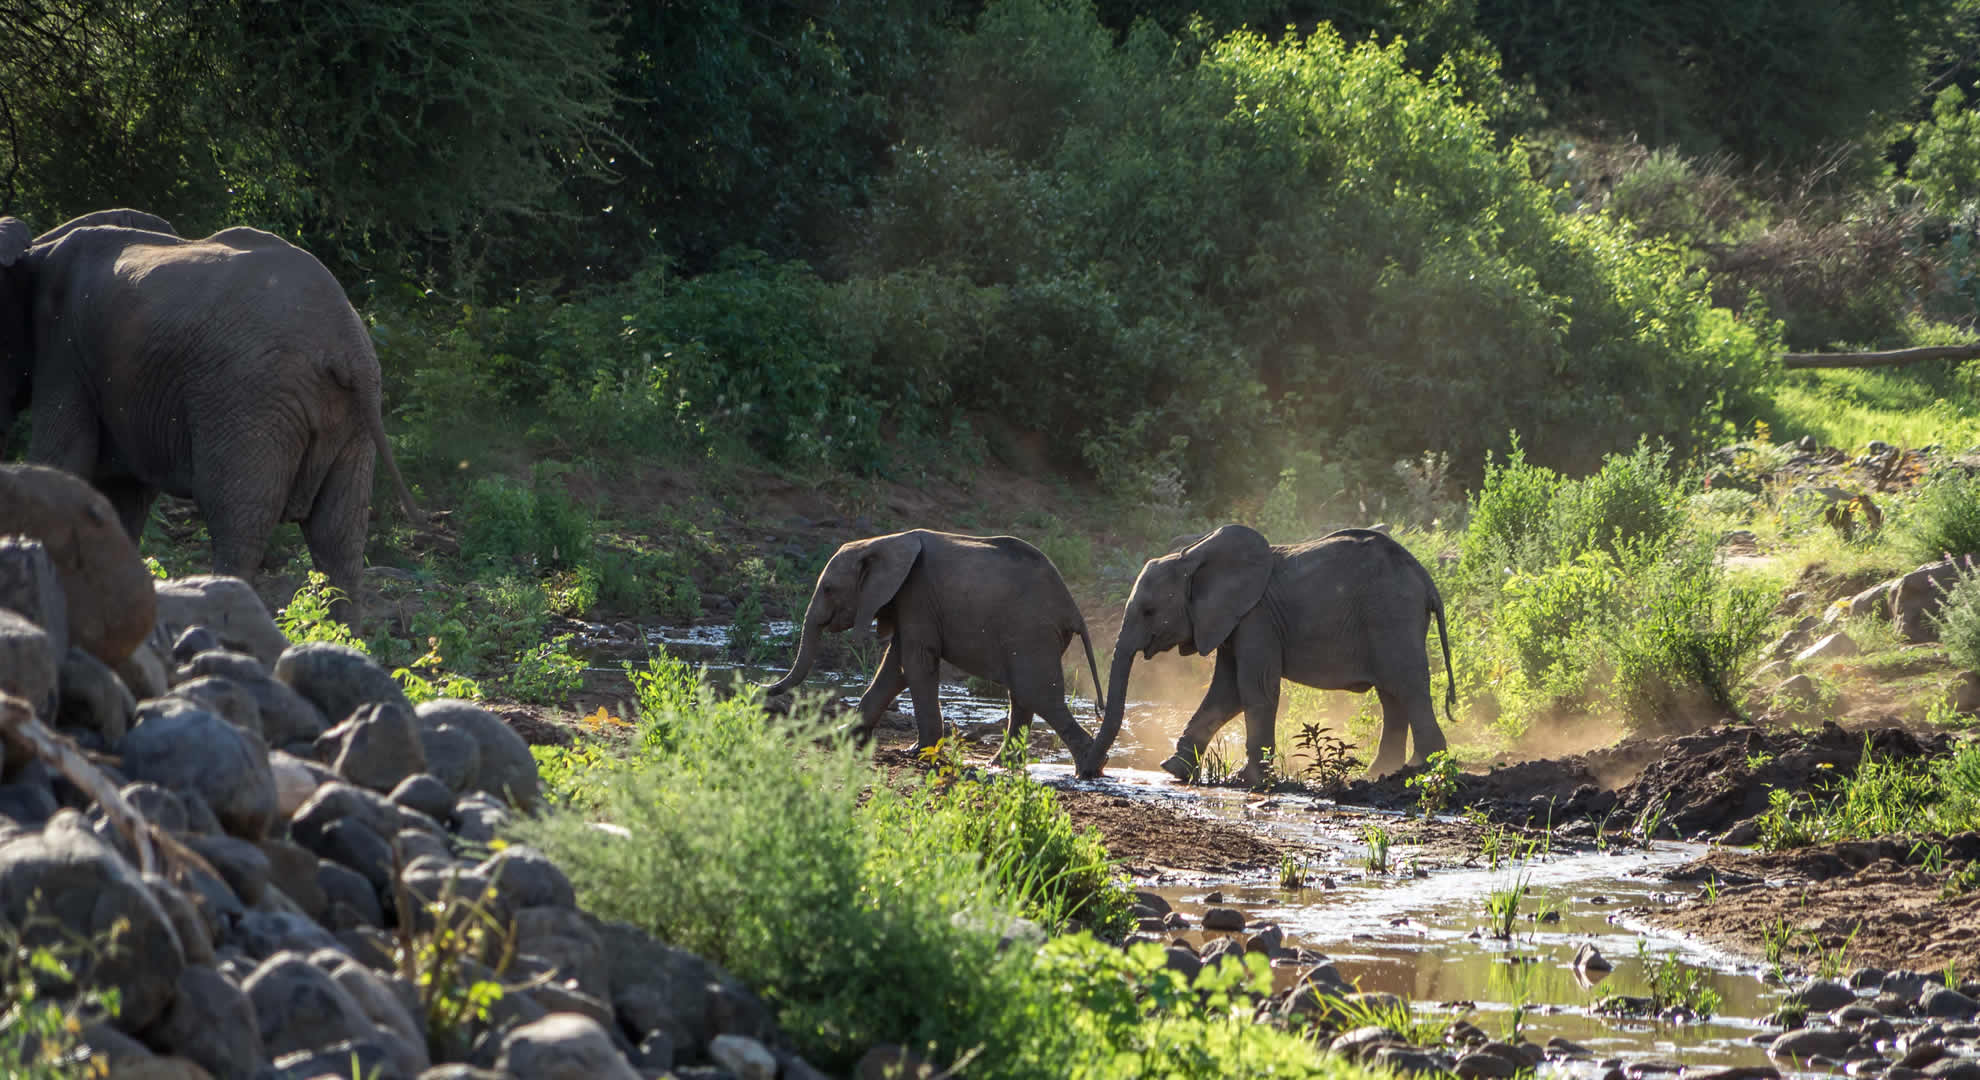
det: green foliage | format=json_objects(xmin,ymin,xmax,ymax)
[
  {"xmin": 387, "ymin": 873, "xmax": 512, "ymax": 1062},
  {"xmin": 276, "ymin": 573, "xmax": 368, "ymax": 652},
  {"xmin": 505, "ymin": 634, "xmax": 586, "ymax": 706},
  {"xmin": 1498, "ymin": 551, "xmax": 1626, "ymax": 693},
  {"xmin": 1604, "ymin": 943, "xmax": 1723, "ymax": 1020},
  {"xmin": 1903, "ymin": 471, "xmax": 1980, "ymax": 563},
  {"xmin": 1913, "ymin": 86, "xmax": 1980, "ymax": 210},
  {"xmin": 1610, "ymin": 549, "xmax": 1775, "ymax": 729},
  {"xmin": 1361, "ymin": 821, "xmax": 1392, "ymax": 873},
  {"xmin": 1458, "ymin": 438, "xmax": 1564, "ymax": 580},
  {"xmin": 1754, "ymin": 739, "xmax": 1980, "ymax": 848},
  {"xmin": 459, "ymin": 469, "xmax": 595, "ymax": 571},
  {"xmin": 0, "ymin": 912, "xmax": 125, "ymax": 1080},
  {"xmin": 1405, "ymin": 751, "xmax": 1463, "ymax": 817},
  {"xmin": 392, "ymin": 645, "xmax": 484, "ymax": 707}
]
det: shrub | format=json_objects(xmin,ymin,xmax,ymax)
[
  {"xmin": 1458, "ymin": 438, "xmax": 1564, "ymax": 582},
  {"xmin": 1611, "ymin": 550, "xmax": 1776, "ymax": 729},
  {"xmin": 1904, "ymin": 470, "xmax": 1980, "ymax": 564},
  {"xmin": 1928, "ymin": 557, "xmax": 1980, "ymax": 670},
  {"xmin": 1549, "ymin": 440, "xmax": 1689, "ymax": 564},
  {"xmin": 459, "ymin": 469, "xmax": 595, "ymax": 571},
  {"xmin": 1499, "ymin": 550, "xmax": 1626, "ymax": 691},
  {"xmin": 1, "ymin": 911, "xmax": 126, "ymax": 1080}
]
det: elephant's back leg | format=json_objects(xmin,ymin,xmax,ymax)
[{"xmin": 298, "ymin": 435, "xmax": 376, "ymax": 625}]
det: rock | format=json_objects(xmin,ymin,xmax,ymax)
[
  {"xmin": 416, "ymin": 723, "xmax": 481, "ymax": 794},
  {"xmin": 120, "ymin": 698, "xmax": 276, "ymax": 839},
  {"xmin": 171, "ymin": 626, "xmax": 221, "ymax": 664},
  {"xmin": 1834, "ymin": 1004, "xmax": 1886, "ymax": 1026},
  {"xmin": 175, "ymin": 651, "xmax": 330, "ymax": 748},
  {"xmin": 1245, "ymin": 923, "xmax": 1284, "ymax": 955},
  {"xmin": 0, "ymin": 608, "xmax": 59, "ymax": 719},
  {"xmin": 1797, "ymin": 632, "xmax": 1861, "ymax": 664},
  {"xmin": 316, "ymin": 858, "xmax": 385, "ymax": 929},
  {"xmin": 232, "ymin": 911, "xmax": 343, "ymax": 962},
  {"xmin": 58, "ymin": 646, "xmax": 136, "ymax": 741},
  {"xmin": 267, "ymin": 1039, "xmax": 402, "ymax": 1080},
  {"xmin": 708, "ymin": 1034, "xmax": 778, "ymax": 1080},
  {"xmin": 1546, "ymin": 1036, "xmax": 1593, "ymax": 1059},
  {"xmin": 417, "ymin": 700, "xmax": 539, "ymax": 810},
  {"xmin": 170, "ymin": 676, "xmax": 263, "ymax": 739},
  {"xmin": 1885, "ymin": 970, "xmax": 1940, "ymax": 999},
  {"xmin": 311, "ymin": 817, "xmax": 397, "ymax": 896},
  {"xmin": 595, "ymin": 916, "xmax": 774, "ymax": 1058},
  {"xmin": 0, "ymin": 463, "xmax": 157, "ymax": 663},
  {"xmin": 116, "ymin": 635, "xmax": 171, "ymax": 702},
  {"xmin": 512, "ymin": 906, "xmax": 609, "ymax": 1000},
  {"xmin": 1921, "ymin": 987, "xmax": 1980, "ymax": 1020},
  {"xmin": 1132, "ymin": 889, "xmax": 1172, "ymax": 915},
  {"xmin": 181, "ymin": 832, "xmax": 272, "ymax": 906},
  {"xmin": 260, "ymin": 840, "xmax": 329, "ymax": 922},
  {"xmin": 1776, "ymin": 674, "xmax": 1819, "ymax": 704},
  {"xmin": 1925, "ymin": 1061, "xmax": 1980, "ymax": 1080},
  {"xmin": 1201, "ymin": 906, "xmax": 1245, "ymax": 932},
  {"xmin": 1331, "ymin": 1024, "xmax": 1409, "ymax": 1062},
  {"xmin": 269, "ymin": 753, "xmax": 323, "ymax": 819},
  {"xmin": 1797, "ymin": 979, "xmax": 1860, "ymax": 1011},
  {"xmin": 242, "ymin": 951, "xmax": 382, "ymax": 1062},
  {"xmin": 418, "ymin": 1069, "xmax": 509, "ymax": 1080},
  {"xmin": 453, "ymin": 792, "xmax": 511, "ymax": 846},
  {"xmin": 479, "ymin": 847, "xmax": 576, "ymax": 910},
  {"xmin": 291, "ymin": 781, "xmax": 442, "ymax": 853},
  {"xmin": 390, "ymin": 774, "xmax": 455, "ymax": 822},
  {"xmin": 1852, "ymin": 967, "xmax": 1890, "ymax": 990},
  {"xmin": 1575, "ymin": 943, "xmax": 1613, "ymax": 972},
  {"xmin": 1719, "ymin": 818, "xmax": 1763, "ymax": 847},
  {"xmin": 143, "ymin": 964, "xmax": 265, "ymax": 1080},
  {"xmin": 154, "ymin": 577, "xmax": 288, "ymax": 669},
  {"xmin": 313, "ymin": 701, "xmax": 427, "ymax": 793},
  {"xmin": 1954, "ymin": 672, "xmax": 1980, "ymax": 716},
  {"xmin": 274, "ymin": 642, "xmax": 413, "ymax": 730},
  {"xmin": 318, "ymin": 952, "xmax": 428, "ymax": 1074},
  {"xmin": 1772, "ymin": 1028, "xmax": 1858, "ymax": 1060},
  {"xmin": 1840, "ymin": 581, "xmax": 1897, "ymax": 623},
  {"xmin": 144, "ymin": 872, "xmax": 216, "ymax": 965},
  {"xmin": 0, "ymin": 536, "xmax": 70, "ymax": 652},
  {"xmin": 1165, "ymin": 945, "xmax": 1203, "ymax": 984},
  {"xmin": 1374, "ymin": 1047, "xmax": 1453, "ymax": 1075},
  {"xmin": 1457, "ymin": 1051, "xmax": 1520, "ymax": 1079},
  {"xmin": 1895, "ymin": 560, "xmax": 1972, "ymax": 643},
  {"xmin": 0, "ymin": 810, "xmax": 185, "ymax": 1031},
  {"xmin": 495, "ymin": 1013, "xmax": 641, "ymax": 1080},
  {"xmin": 777, "ymin": 1049, "xmax": 834, "ymax": 1080},
  {"xmin": 632, "ymin": 1028, "xmax": 675, "ymax": 1070}
]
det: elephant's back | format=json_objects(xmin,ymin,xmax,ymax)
[{"xmin": 1271, "ymin": 530, "xmax": 1432, "ymax": 605}]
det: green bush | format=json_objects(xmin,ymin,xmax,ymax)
[
  {"xmin": 1611, "ymin": 550, "xmax": 1776, "ymax": 730},
  {"xmin": 1927, "ymin": 557, "xmax": 1980, "ymax": 670},
  {"xmin": 1549, "ymin": 440, "xmax": 1689, "ymax": 564},
  {"xmin": 1498, "ymin": 550, "xmax": 1626, "ymax": 692},
  {"xmin": 1904, "ymin": 470, "xmax": 1980, "ymax": 563},
  {"xmin": 459, "ymin": 469, "xmax": 595, "ymax": 571},
  {"xmin": 1458, "ymin": 438, "xmax": 1565, "ymax": 582}
]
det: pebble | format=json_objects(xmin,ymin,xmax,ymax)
[{"xmin": 1200, "ymin": 906, "xmax": 1246, "ymax": 932}]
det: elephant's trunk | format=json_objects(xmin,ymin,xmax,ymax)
[
  {"xmin": 763, "ymin": 613, "xmax": 823, "ymax": 696},
  {"xmin": 1084, "ymin": 641, "xmax": 1136, "ymax": 774}
]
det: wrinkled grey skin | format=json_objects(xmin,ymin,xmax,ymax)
[
  {"xmin": 0, "ymin": 209, "xmax": 421, "ymax": 628},
  {"xmin": 765, "ymin": 529, "xmax": 1109, "ymax": 773},
  {"xmin": 1091, "ymin": 525, "xmax": 1454, "ymax": 784}
]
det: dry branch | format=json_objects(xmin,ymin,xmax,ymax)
[{"xmin": 1781, "ymin": 344, "xmax": 1980, "ymax": 370}]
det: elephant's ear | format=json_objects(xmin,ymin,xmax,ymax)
[
  {"xmin": 853, "ymin": 532, "xmax": 924, "ymax": 634},
  {"xmin": 31, "ymin": 208, "xmax": 177, "ymax": 245},
  {"xmin": 1181, "ymin": 524, "xmax": 1274, "ymax": 655},
  {"xmin": 0, "ymin": 218, "xmax": 28, "ymax": 267}
]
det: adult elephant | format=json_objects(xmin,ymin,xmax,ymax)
[
  {"xmin": 0, "ymin": 209, "xmax": 420, "ymax": 628},
  {"xmin": 1087, "ymin": 525, "xmax": 1453, "ymax": 785},
  {"xmin": 764, "ymin": 529, "xmax": 1108, "ymax": 772}
]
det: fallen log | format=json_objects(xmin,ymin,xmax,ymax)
[{"xmin": 1782, "ymin": 344, "xmax": 1980, "ymax": 369}]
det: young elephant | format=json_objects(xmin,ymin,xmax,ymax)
[
  {"xmin": 764, "ymin": 529, "xmax": 1108, "ymax": 772},
  {"xmin": 1087, "ymin": 524, "xmax": 1453, "ymax": 784}
]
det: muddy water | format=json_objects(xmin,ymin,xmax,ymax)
[{"xmin": 621, "ymin": 624, "xmax": 1808, "ymax": 1073}]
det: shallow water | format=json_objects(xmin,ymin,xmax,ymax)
[{"xmin": 615, "ymin": 622, "xmax": 1838, "ymax": 1073}]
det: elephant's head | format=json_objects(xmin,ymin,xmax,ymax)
[
  {"xmin": 763, "ymin": 531, "xmax": 924, "ymax": 695},
  {"xmin": 1087, "ymin": 524, "xmax": 1274, "ymax": 773}
]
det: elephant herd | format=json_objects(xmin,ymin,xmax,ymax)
[
  {"xmin": 0, "ymin": 209, "xmax": 1451, "ymax": 784},
  {"xmin": 766, "ymin": 524, "xmax": 1455, "ymax": 784}
]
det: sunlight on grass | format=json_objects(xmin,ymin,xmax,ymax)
[{"xmin": 1768, "ymin": 372, "xmax": 1980, "ymax": 453}]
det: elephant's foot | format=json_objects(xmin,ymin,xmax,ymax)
[
  {"xmin": 1160, "ymin": 750, "xmax": 1202, "ymax": 783},
  {"xmin": 1237, "ymin": 760, "xmax": 1269, "ymax": 790},
  {"xmin": 1365, "ymin": 755, "xmax": 1406, "ymax": 780}
]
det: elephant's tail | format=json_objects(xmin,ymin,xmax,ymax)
[
  {"xmin": 366, "ymin": 395, "xmax": 426, "ymax": 530},
  {"xmin": 1076, "ymin": 622, "xmax": 1107, "ymax": 722},
  {"xmin": 1430, "ymin": 583, "xmax": 1456, "ymax": 726}
]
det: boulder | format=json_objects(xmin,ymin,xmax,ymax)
[
  {"xmin": 1895, "ymin": 560, "xmax": 1972, "ymax": 643},
  {"xmin": 478, "ymin": 846, "xmax": 575, "ymax": 910},
  {"xmin": 452, "ymin": 793, "xmax": 511, "ymax": 845},
  {"xmin": 1201, "ymin": 906, "xmax": 1245, "ymax": 932},
  {"xmin": 266, "ymin": 1039, "xmax": 404, "ymax": 1080},
  {"xmin": 594, "ymin": 916, "xmax": 774, "ymax": 1058},
  {"xmin": 0, "ymin": 463, "xmax": 156, "ymax": 663},
  {"xmin": 169, "ymin": 676, "xmax": 263, "ymax": 739},
  {"xmin": 416, "ymin": 722, "xmax": 481, "ymax": 794},
  {"xmin": 154, "ymin": 576, "xmax": 288, "ymax": 668},
  {"xmin": 58, "ymin": 646, "xmax": 136, "ymax": 742},
  {"xmin": 116, "ymin": 636, "xmax": 171, "ymax": 701},
  {"xmin": 273, "ymin": 642, "xmax": 413, "ymax": 729},
  {"xmin": 1921, "ymin": 986, "xmax": 1980, "ymax": 1020},
  {"xmin": 317, "ymin": 859, "xmax": 384, "ymax": 930},
  {"xmin": 390, "ymin": 774, "xmax": 455, "ymax": 822},
  {"xmin": 0, "ymin": 810, "xmax": 185, "ymax": 1031},
  {"xmin": 231, "ymin": 910, "xmax": 343, "ymax": 962},
  {"xmin": 1793, "ymin": 979, "xmax": 1859, "ymax": 1011},
  {"xmin": 170, "ymin": 626, "xmax": 221, "ymax": 664},
  {"xmin": 314, "ymin": 702, "xmax": 426, "ymax": 792},
  {"xmin": 512, "ymin": 906, "xmax": 610, "ymax": 1001},
  {"xmin": 119, "ymin": 698, "xmax": 277, "ymax": 840},
  {"xmin": 0, "ymin": 536, "xmax": 70, "ymax": 654},
  {"xmin": 269, "ymin": 752, "xmax": 324, "ymax": 818},
  {"xmin": 176, "ymin": 651, "xmax": 327, "ymax": 747},
  {"xmin": 417, "ymin": 700, "xmax": 539, "ymax": 810},
  {"xmin": 0, "ymin": 608, "xmax": 59, "ymax": 720},
  {"xmin": 1771, "ymin": 1028, "xmax": 1857, "ymax": 1060},
  {"xmin": 495, "ymin": 1013, "xmax": 641, "ymax": 1080},
  {"xmin": 708, "ymin": 1034, "xmax": 778, "ymax": 1080},
  {"xmin": 1796, "ymin": 632, "xmax": 1861, "ymax": 664},
  {"xmin": 181, "ymin": 832, "xmax": 272, "ymax": 906},
  {"xmin": 318, "ymin": 951, "xmax": 429, "ymax": 1075},
  {"xmin": 260, "ymin": 840, "xmax": 330, "ymax": 922},
  {"xmin": 142, "ymin": 964, "xmax": 266, "ymax": 1080},
  {"xmin": 241, "ymin": 951, "xmax": 381, "ymax": 1061}
]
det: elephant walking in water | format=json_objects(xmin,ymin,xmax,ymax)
[
  {"xmin": 0, "ymin": 209, "xmax": 421, "ymax": 628},
  {"xmin": 764, "ymin": 529, "xmax": 1109, "ymax": 772},
  {"xmin": 1086, "ymin": 525, "xmax": 1453, "ymax": 785}
]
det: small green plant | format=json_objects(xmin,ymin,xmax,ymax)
[
  {"xmin": 1745, "ymin": 751, "xmax": 1777, "ymax": 770},
  {"xmin": 1291, "ymin": 723, "xmax": 1361, "ymax": 790},
  {"xmin": 1702, "ymin": 876, "xmax": 1721, "ymax": 902},
  {"xmin": 506, "ymin": 633, "xmax": 587, "ymax": 705},
  {"xmin": 1945, "ymin": 861, "xmax": 1980, "ymax": 900},
  {"xmin": 1813, "ymin": 922, "xmax": 1860, "ymax": 979},
  {"xmin": 276, "ymin": 572, "xmax": 368, "ymax": 651},
  {"xmin": 0, "ymin": 912, "xmax": 127, "ymax": 1079},
  {"xmin": 1405, "ymin": 750, "xmax": 1462, "ymax": 817},
  {"xmin": 1278, "ymin": 852, "xmax": 1311, "ymax": 889},
  {"xmin": 1638, "ymin": 942, "xmax": 1724, "ymax": 1019},
  {"xmin": 388, "ymin": 871, "xmax": 517, "ymax": 1062},
  {"xmin": 1913, "ymin": 840, "xmax": 1949, "ymax": 874},
  {"xmin": 393, "ymin": 642, "xmax": 484, "ymax": 705},
  {"xmin": 1635, "ymin": 796, "xmax": 1671, "ymax": 842},
  {"xmin": 1484, "ymin": 871, "xmax": 1530, "ymax": 940},
  {"xmin": 1362, "ymin": 822, "xmax": 1392, "ymax": 874},
  {"xmin": 1313, "ymin": 986, "xmax": 1452, "ymax": 1045},
  {"xmin": 1928, "ymin": 556, "xmax": 1980, "ymax": 671},
  {"xmin": 1903, "ymin": 470, "xmax": 1980, "ymax": 566}
]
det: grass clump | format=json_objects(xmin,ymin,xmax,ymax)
[
  {"xmin": 1753, "ymin": 738, "xmax": 1980, "ymax": 849},
  {"xmin": 0, "ymin": 913, "xmax": 126, "ymax": 1079},
  {"xmin": 1610, "ymin": 547, "xmax": 1776, "ymax": 729},
  {"xmin": 459, "ymin": 467, "xmax": 596, "ymax": 571},
  {"xmin": 1929, "ymin": 557, "xmax": 1980, "ymax": 671},
  {"xmin": 1904, "ymin": 471, "xmax": 1980, "ymax": 565}
]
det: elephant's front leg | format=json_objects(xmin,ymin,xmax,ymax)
[
  {"xmin": 902, "ymin": 642, "xmax": 948, "ymax": 753},
  {"xmin": 1165, "ymin": 648, "xmax": 1242, "ymax": 782},
  {"xmin": 1238, "ymin": 687, "xmax": 1282, "ymax": 789},
  {"xmin": 853, "ymin": 638, "xmax": 907, "ymax": 743}
]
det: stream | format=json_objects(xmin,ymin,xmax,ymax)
[{"xmin": 587, "ymin": 621, "xmax": 1831, "ymax": 1075}]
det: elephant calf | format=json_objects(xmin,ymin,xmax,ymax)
[
  {"xmin": 763, "ymin": 529, "xmax": 1108, "ymax": 773},
  {"xmin": 1088, "ymin": 524, "xmax": 1454, "ymax": 784}
]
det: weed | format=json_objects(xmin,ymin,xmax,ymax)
[
  {"xmin": 277, "ymin": 572, "xmax": 367, "ymax": 651},
  {"xmin": 1702, "ymin": 876, "xmax": 1721, "ymax": 902},
  {"xmin": 1943, "ymin": 861, "xmax": 1980, "ymax": 900},
  {"xmin": 1278, "ymin": 853, "xmax": 1312, "ymax": 889},
  {"xmin": 1913, "ymin": 840, "xmax": 1948, "ymax": 874},
  {"xmin": 459, "ymin": 467, "xmax": 595, "ymax": 571},
  {"xmin": 392, "ymin": 641, "xmax": 484, "ymax": 706},
  {"xmin": 1363, "ymin": 822, "xmax": 1393, "ymax": 874},
  {"xmin": 1484, "ymin": 871, "xmax": 1530, "ymax": 939},
  {"xmin": 1310, "ymin": 987, "xmax": 1452, "ymax": 1045},
  {"xmin": 1928, "ymin": 555, "xmax": 1980, "ymax": 671},
  {"xmin": 1638, "ymin": 942, "xmax": 1724, "ymax": 1019},
  {"xmin": 1611, "ymin": 546, "xmax": 1775, "ymax": 728},
  {"xmin": 1814, "ymin": 923, "xmax": 1861, "ymax": 980},
  {"xmin": 1746, "ymin": 751, "xmax": 1777, "ymax": 770},
  {"xmin": 1291, "ymin": 723, "xmax": 1361, "ymax": 790},
  {"xmin": 1635, "ymin": 796, "xmax": 1671, "ymax": 842},
  {"xmin": 0, "ymin": 910, "xmax": 127, "ymax": 1079},
  {"xmin": 1405, "ymin": 750, "xmax": 1462, "ymax": 817},
  {"xmin": 388, "ymin": 870, "xmax": 520, "ymax": 1062},
  {"xmin": 506, "ymin": 633, "xmax": 587, "ymax": 705},
  {"xmin": 1903, "ymin": 470, "xmax": 1980, "ymax": 566}
]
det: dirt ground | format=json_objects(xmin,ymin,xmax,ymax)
[{"xmin": 1640, "ymin": 839, "xmax": 1980, "ymax": 974}]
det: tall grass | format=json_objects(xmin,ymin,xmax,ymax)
[{"xmin": 1754, "ymin": 738, "xmax": 1980, "ymax": 849}]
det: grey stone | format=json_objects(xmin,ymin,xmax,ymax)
[
  {"xmin": 1853, "ymin": 967, "xmax": 1890, "ymax": 990},
  {"xmin": 310, "ymin": 816, "xmax": 396, "ymax": 895},
  {"xmin": 393, "ymin": 827, "xmax": 451, "ymax": 865},
  {"xmin": 418, "ymin": 1069, "xmax": 509, "ymax": 1080},
  {"xmin": 274, "ymin": 642, "xmax": 413, "ymax": 729},
  {"xmin": 1796, "ymin": 632, "xmax": 1861, "ymax": 663},
  {"xmin": 1798, "ymin": 979, "xmax": 1861, "ymax": 1011},
  {"xmin": 120, "ymin": 698, "xmax": 277, "ymax": 840},
  {"xmin": 292, "ymin": 781, "xmax": 445, "ymax": 854},
  {"xmin": 417, "ymin": 700, "xmax": 538, "ymax": 810},
  {"xmin": 416, "ymin": 723, "xmax": 481, "ymax": 794},
  {"xmin": 317, "ymin": 858, "xmax": 384, "ymax": 929},
  {"xmin": 0, "ymin": 775, "xmax": 59, "ymax": 827},
  {"xmin": 155, "ymin": 576, "xmax": 289, "ymax": 668},
  {"xmin": 232, "ymin": 910, "xmax": 344, "ymax": 962},
  {"xmin": 143, "ymin": 872, "xmax": 216, "ymax": 965},
  {"xmin": 182, "ymin": 832, "xmax": 272, "ymax": 907},
  {"xmin": 1924, "ymin": 1060, "xmax": 1980, "ymax": 1080},
  {"xmin": 267, "ymin": 1038, "xmax": 405, "ymax": 1080},
  {"xmin": 396, "ymin": 858, "xmax": 495, "ymax": 933},
  {"xmin": 453, "ymin": 792, "xmax": 511, "ymax": 846},
  {"xmin": 170, "ymin": 626, "xmax": 221, "ymax": 664},
  {"xmin": 513, "ymin": 905, "xmax": 609, "ymax": 1000},
  {"xmin": 496, "ymin": 1013, "xmax": 641, "ymax": 1080},
  {"xmin": 596, "ymin": 916, "xmax": 773, "ymax": 1057},
  {"xmin": 143, "ymin": 963, "xmax": 265, "ymax": 1080},
  {"xmin": 1457, "ymin": 1051, "xmax": 1520, "ymax": 1079},
  {"xmin": 319, "ymin": 952, "xmax": 428, "ymax": 1075},
  {"xmin": 1896, "ymin": 560, "xmax": 1970, "ymax": 643},
  {"xmin": 708, "ymin": 1034, "xmax": 778, "ymax": 1080},
  {"xmin": 0, "ymin": 536, "xmax": 69, "ymax": 655},
  {"xmin": 1773, "ymin": 1028, "xmax": 1859, "ymax": 1060},
  {"xmin": 176, "ymin": 651, "xmax": 328, "ymax": 747},
  {"xmin": 58, "ymin": 645, "xmax": 135, "ymax": 741},
  {"xmin": 118, "ymin": 781, "xmax": 192, "ymax": 834},
  {"xmin": 260, "ymin": 840, "xmax": 330, "ymax": 922},
  {"xmin": 390, "ymin": 774, "xmax": 456, "ymax": 822},
  {"xmin": 1200, "ymin": 906, "xmax": 1245, "ymax": 932},
  {"xmin": 170, "ymin": 676, "xmax": 263, "ymax": 739},
  {"xmin": 1922, "ymin": 988, "xmax": 1980, "ymax": 1020},
  {"xmin": 241, "ymin": 951, "xmax": 380, "ymax": 1062},
  {"xmin": 478, "ymin": 846, "xmax": 575, "ymax": 910},
  {"xmin": 0, "ymin": 810, "xmax": 185, "ymax": 1031},
  {"xmin": 0, "ymin": 607, "xmax": 59, "ymax": 720},
  {"xmin": 314, "ymin": 702, "xmax": 427, "ymax": 793},
  {"xmin": 1886, "ymin": 970, "xmax": 1941, "ymax": 999},
  {"xmin": 116, "ymin": 636, "xmax": 170, "ymax": 701}
]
